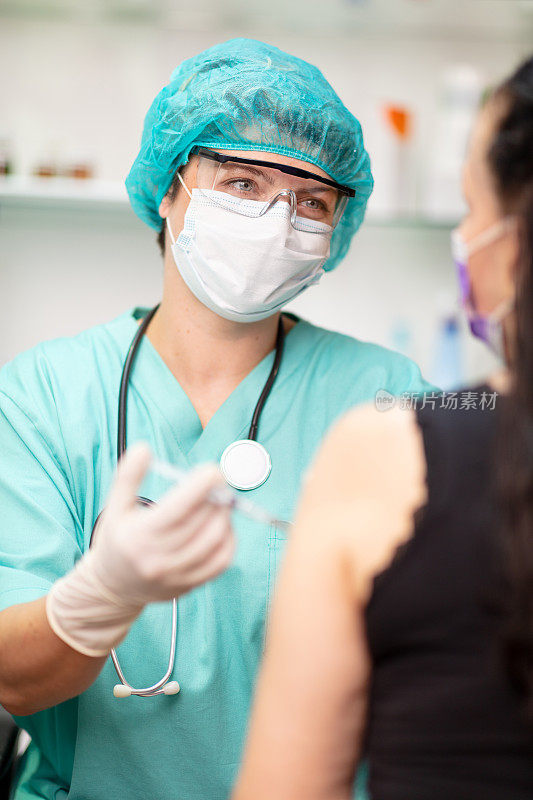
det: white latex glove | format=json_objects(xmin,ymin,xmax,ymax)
[{"xmin": 46, "ymin": 443, "xmax": 235, "ymax": 657}]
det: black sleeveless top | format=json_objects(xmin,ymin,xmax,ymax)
[{"xmin": 364, "ymin": 387, "xmax": 533, "ymax": 799}]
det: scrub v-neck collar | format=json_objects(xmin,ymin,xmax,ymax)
[{"xmin": 122, "ymin": 308, "xmax": 309, "ymax": 465}]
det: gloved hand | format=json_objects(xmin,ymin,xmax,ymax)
[{"xmin": 46, "ymin": 443, "xmax": 235, "ymax": 657}]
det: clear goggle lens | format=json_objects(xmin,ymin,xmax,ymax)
[{"xmin": 195, "ymin": 154, "xmax": 349, "ymax": 232}]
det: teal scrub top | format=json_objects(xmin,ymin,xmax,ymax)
[{"xmin": 0, "ymin": 308, "xmax": 435, "ymax": 800}]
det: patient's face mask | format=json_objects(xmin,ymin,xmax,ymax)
[
  {"xmin": 451, "ymin": 217, "xmax": 516, "ymax": 359},
  {"xmin": 167, "ymin": 174, "xmax": 334, "ymax": 323}
]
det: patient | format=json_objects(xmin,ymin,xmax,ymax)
[{"xmin": 233, "ymin": 56, "xmax": 533, "ymax": 800}]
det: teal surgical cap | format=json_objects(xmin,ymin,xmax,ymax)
[{"xmin": 126, "ymin": 38, "xmax": 374, "ymax": 271}]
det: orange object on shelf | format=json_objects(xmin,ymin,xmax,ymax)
[{"xmin": 384, "ymin": 105, "xmax": 412, "ymax": 140}]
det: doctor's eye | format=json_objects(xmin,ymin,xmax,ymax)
[
  {"xmin": 299, "ymin": 196, "xmax": 330, "ymax": 215},
  {"xmin": 222, "ymin": 177, "xmax": 257, "ymax": 194},
  {"xmin": 301, "ymin": 197, "xmax": 325, "ymax": 210}
]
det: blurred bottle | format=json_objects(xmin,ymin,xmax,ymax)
[
  {"xmin": 383, "ymin": 104, "xmax": 416, "ymax": 217},
  {"xmin": 431, "ymin": 314, "xmax": 463, "ymax": 390},
  {"xmin": 65, "ymin": 143, "xmax": 96, "ymax": 179},
  {"xmin": 33, "ymin": 141, "xmax": 60, "ymax": 178},
  {"xmin": 63, "ymin": 158, "xmax": 95, "ymax": 180},
  {"xmin": 33, "ymin": 163, "xmax": 57, "ymax": 178},
  {"xmin": 0, "ymin": 138, "xmax": 14, "ymax": 176},
  {"xmin": 390, "ymin": 317, "xmax": 413, "ymax": 358},
  {"xmin": 424, "ymin": 65, "xmax": 483, "ymax": 221}
]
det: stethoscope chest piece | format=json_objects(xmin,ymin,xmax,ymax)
[{"xmin": 220, "ymin": 439, "xmax": 272, "ymax": 491}]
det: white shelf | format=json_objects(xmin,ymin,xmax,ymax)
[
  {"xmin": 364, "ymin": 212, "xmax": 458, "ymax": 230},
  {"xmin": 1, "ymin": 0, "xmax": 532, "ymax": 42},
  {"xmin": 0, "ymin": 176, "xmax": 128, "ymax": 208},
  {"xmin": 0, "ymin": 176, "xmax": 458, "ymax": 228}
]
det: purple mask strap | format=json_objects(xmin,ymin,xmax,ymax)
[{"xmin": 455, "ymin": 257, "xmax": 471, "ymax": 307}]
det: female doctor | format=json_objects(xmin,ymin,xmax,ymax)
[{"xmin": 0, "ymin": 39, "xmax": 432, "ymax": 800}]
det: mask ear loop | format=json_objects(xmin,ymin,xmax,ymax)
[
  {"xmin": 490, "ymin": 295, "xmax": 515, "ymax": 322},
  {"xmin": 165, "ymin": 217, "xmax": 176, "ymax": 245},
  {"xmin": 465, "ymin": 216, "xmax": 517, "ymax": 258},
  {"xmin": 165, "ymin": 171, "xmax": 193, "ymax": 244}
]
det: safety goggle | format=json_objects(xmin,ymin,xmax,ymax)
[{"xmin": 193, "ymin": 147, "xmax": 355, "ymax": 233}]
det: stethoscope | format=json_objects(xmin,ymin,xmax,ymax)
[{"xmin": 90, "ymin": 303, "xmax": 287, "ymax": 698}]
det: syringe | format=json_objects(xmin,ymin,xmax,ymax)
[{"xmin": 151, "ymin": 458, "xmax": 291, "ymax": 531}]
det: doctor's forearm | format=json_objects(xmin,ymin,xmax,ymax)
[{"xmin": 0, "ymin": 597, "xmax": 106, "ymax": 716}]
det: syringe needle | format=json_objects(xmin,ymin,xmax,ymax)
[{"xmin": 150, "ymin": 458, "xmax": 291, "ymax": 530}]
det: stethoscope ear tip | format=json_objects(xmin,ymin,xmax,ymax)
[{"xmin": 163, "ymin": 681, "xmax": 181, "ymax": 695}]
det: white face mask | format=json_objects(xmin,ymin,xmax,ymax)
[{"xmin": 166, "ymin": 180, "xmax": 332, "ymax": 323}]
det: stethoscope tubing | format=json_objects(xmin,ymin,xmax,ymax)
[
  {"xmin": 110, "ymin": 599, "xmax": 177, "ymax": 697},
  {"xmin": 248, "ymin": 313, "xmax": 285, "ymax": 441},
  {"xmin": 102, "ymin": 304, "xmax": 287, "ymax": 697},
  {"xmin": 118, "ymin": 304, "xmax": 160, "ymax": 461}
]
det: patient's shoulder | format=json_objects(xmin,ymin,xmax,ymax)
[
  {"xmin": 304, "ymin": 404, "xmax": 424, "ymax": 502},
  {"xmin": 295, "ymin": 404, "xmax": 428, "ymax": 603}
]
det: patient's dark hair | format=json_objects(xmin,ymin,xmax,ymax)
[{"xmin": 491, "ymin": 55, "xmax": 533, "ymax": 718}]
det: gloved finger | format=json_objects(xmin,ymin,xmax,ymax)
[
  {"xmin": 106, "ymin": 442, "xmax": 153, "ymax": 516},
  {"xmin": 152, "ymin": 501, "xmax": 218, "ymax": 547},
  {"xmin": 150, "ymin": 462, "xmax": 227, "ymax": 528},
  {"xmin": 179, "ymin": 528, "xmax": 236, "ymax": 591},
  {"xmin": 166, "ymin": 509, "xmax": 233, "ymax": 573}
]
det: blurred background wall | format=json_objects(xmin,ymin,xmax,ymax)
[{"xmin": 1, "ymin": 0, "xmax": 532, "ymax": 386}]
